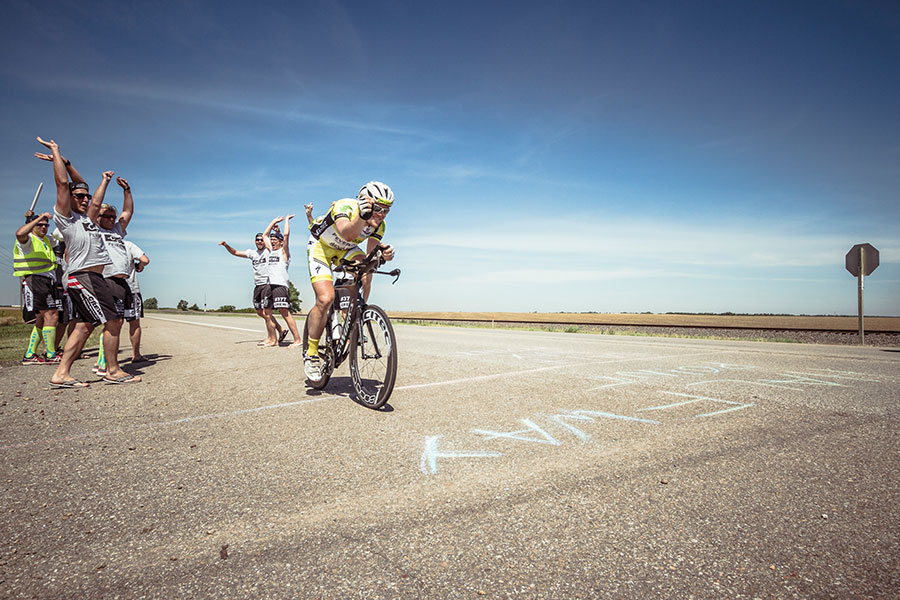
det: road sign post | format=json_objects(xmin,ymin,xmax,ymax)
[{"xmin": 845, "ymin": 243, "xmax": 879, "ymax": 345}]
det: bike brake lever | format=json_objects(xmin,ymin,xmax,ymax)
[{"xmin": 375, "ymin": 268, "xmax": 401, "ymax": 284}]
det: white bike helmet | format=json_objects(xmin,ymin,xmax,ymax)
[{"xmin": 358, "ymin": 181, "xmax": 394, "ymax": 207}]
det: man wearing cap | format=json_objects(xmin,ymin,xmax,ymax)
[
  {"xmin": 37, "ymin": 136, "xmax": 142, "ymax": 388},
  {"xmin": 14, "ymin": 211, "xmax": 60, "ymax": 364},
  {"xmin": 263, "ymin": 215, "xmax": 301, "ymax": 347},
  {"xmin": 92, "ymin": 177, "xmax": 137, "ymax": 377},
  {"xmin": 219, "ymin": 234, "xmax": 286, "ymax": 347}
]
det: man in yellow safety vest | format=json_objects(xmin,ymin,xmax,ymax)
[{"xmin": 14, "ymin": 212, "xmax": 60, "ymax": 364}]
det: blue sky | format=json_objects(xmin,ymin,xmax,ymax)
[{"xmin": 2, "ymin": 0, "xmax": 898, "ymax": 315}]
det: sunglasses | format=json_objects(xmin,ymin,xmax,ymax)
[
  {"xmin": 372, "ymin": 204, "xmax": 390, "ymax": 215},
  {"xmin": 35, "ymin": 222, "xmax": 49, "ymax": 227},
  {"xmin": 255, "ymin": 238, "xmax": 264, "ymax": 243},
  {"xmin": 100, "ymin": 213, "xmax": 116, "ymax": 219},
  {"xmin": 73, "ymin": 192, "xmax": 92, "ymax": 200}
]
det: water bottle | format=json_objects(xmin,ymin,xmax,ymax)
[{"xmin": 331, "ymin": 310, "xmax": 342, "ymax": 341}]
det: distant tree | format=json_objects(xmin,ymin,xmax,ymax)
[
  {"xmin": 188, "ymin": 303, "xmax": 200, "ymax": 311},
  {"xmin": 288, "ymin": 282, "xmax": 302, "ymax": 313},
  {"xmin": 218, "ymin": 305, "xmax": 236, "ymax": 313},
  {"xmin": 177, "ymin": 299, "xmax": 188, "ymax": 311},
  {"xmin": 144, "ymin": 297, "xmax": 158, "ymax": 310}
]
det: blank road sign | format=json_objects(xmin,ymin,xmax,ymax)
[{"xmin": 845, "ymin": 243, "xmax": 879, "ymax": 277}]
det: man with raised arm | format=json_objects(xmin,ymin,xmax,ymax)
[
  {"xmin": 92, "ymin": 177, "xmax": 138, "ymax": 377},
  {"xmin": 219, "ymin": 234, "xmax": 286, "ymax": 347},
  {"xmin": 37, "ymin": 137, "xmax": 141, "ymax": 388},
  {"xmin": 303, "ymin": 182, "xmax": 395, "ymax": 382},
  {"xmin": 14, "ymin": 212, "xmax": 60, "ymax": 364},
  {"xmin": 263, "ymin": 215, "xmax": 302, "ymax": 347}
]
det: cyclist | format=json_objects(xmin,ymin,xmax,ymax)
[{"xmin": 304, "ymin": 181, "xmax": 395, "ymax": 381}]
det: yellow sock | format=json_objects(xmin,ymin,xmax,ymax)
[
  {"xmin": 306, "ymin": 338, "xmax": 319, "ymax": 357},
  {"xmin": 97, "ymin": 339, "xmax": 106, "ymax": 369},
  {"xmin": 25, "ymin": 326, "xmax": 40, "ymax": 358},
  {"xmin": 42, "ymin": 327, "xmax": 57, "ymax": 358}
]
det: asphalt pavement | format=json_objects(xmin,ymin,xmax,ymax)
[{"xmin": 1, "ymin": 313, "xmax": 899, "ymax": 598}]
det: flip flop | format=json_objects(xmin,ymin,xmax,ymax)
[
  {"xmin": 50, "ymin": 379, "xmax": 90, "ymax": 389},
  {"xmin": 104, "ymin": 375, "xmax": 142, "ymax": 385},
  {"xmin": 278, "ymin": 330, "xmax": 289, "ymax": 343},
  {"xmin": 259, "ymin": 342, "xmax": 276, "ymax": 348},
  {"xmin": 287, "ymin": 341, "xmax": 303, "ymax": 348}
]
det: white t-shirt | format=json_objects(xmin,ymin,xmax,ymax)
[
  {"xmin": 124, "ymin": 240, "xmax": 145, "ymax": 294},
  {"xmin": 53, "ymin": 209, "xmax": 111, "ymax": 273},
  {"xmin": 243, "ymin": 247, "xmax": 270, "ymax": 286},
  {"xmin": 99, "ymin": 222, "xmax": 129, "ymax": 277},
  {"xmin": 267, "ymin": 249, "xmax": 290, "ymax": 287}
]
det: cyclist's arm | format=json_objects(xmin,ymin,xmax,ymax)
[
  {"xmin": 334, "ymin": 214, "xmax": 368, "ymax": 242},
  {"xmin": 365, "ymin": 223, "xmax": 393, "ymax": 261}
]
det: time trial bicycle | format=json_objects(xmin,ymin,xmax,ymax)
[{"xmin": 301, "ymin": 246, "xmax": 400, "ymax": 409}]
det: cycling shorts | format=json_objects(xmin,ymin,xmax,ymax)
[{"xmin": 307, "ymin": 235, "xmax": 364, "ymax": 284}]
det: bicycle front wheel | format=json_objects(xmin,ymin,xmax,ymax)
[{"xmin": 349, "ymin": 305, "xmax": 398, "ymax": 409}]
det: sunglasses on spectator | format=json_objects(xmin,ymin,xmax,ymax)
[
  {"xmin": 73, "ymin": 192, "xmax": 92, "ymax": 200},
  {"xmin": 35, "ymin": 222, "xmax": 49, "ymax": 227},
  {"xmin": 100, "ymin": 213, "xmax": 117, "ymax": 219}
]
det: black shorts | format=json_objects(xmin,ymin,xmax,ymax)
[
  {"xmin": 58, "ymin": 293, "xmax": 75, "ymax": 324},
  {"xmin": 131, "ymin": 292, "xmax": 144, "ymax": 319},
  {"xmin": 22, "ymin": 274, "xmax": 60, "ymax": 320},
  {"xmin": 106, "ymin": 277, "xmax": 136, "ymax": 321},
  {"xmin": 270, "ymin": 284, "xmax": 290, "ymax": 310},
  {"xmin": 253, "ymin": 284, "xmax": 273, "ymax": 310},
  {"xmin": 67, "ymin": 271, "xmax": 117, "ymax": 326}
]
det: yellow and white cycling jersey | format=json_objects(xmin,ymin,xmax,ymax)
[
  {"xmin": 309, "ymin": 199, "xmax": 385, "ymax": 251},
  {"xmin": 307, "ymin": 199, "xmax": 385, "ymax": 284}
]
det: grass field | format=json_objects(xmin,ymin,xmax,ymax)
[
  {"xmin": 387, "ymin": 311, "xmax": 900, "ymax": 333},
  {"xmin": 149, "ymin": 309, "xmax": 900, "ymax": 332},
  {"xmin": 0, "ymin": 308, "xmax": 102, "ymax": 363}
]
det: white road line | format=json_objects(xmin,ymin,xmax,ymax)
[
  {"xmin": 2, "ymin": 340, "xmax": 732, "ymax": 451},
  {"xmin": 147, "ymin": 315, "xmax": 262, "ymax": 333},
  {"xmin": 395, "ymin": 350, "xmax": 732, "ymax": 391},
  {"xmin": 0, "ymin": 394, "xmax": 342, "ymax": 451}
]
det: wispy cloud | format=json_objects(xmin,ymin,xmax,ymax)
[
  {"xmin": 391, "ymin": 214, "xmax": 894, "ymax": 269},
  {"xmin": 20, "ymin": 75, "xmax": 449, "ymax": 144}
]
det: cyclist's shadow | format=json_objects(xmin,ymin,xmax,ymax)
[{"xmin": 303, "ymin": 376, "xmax": 395, "ymax": 412}]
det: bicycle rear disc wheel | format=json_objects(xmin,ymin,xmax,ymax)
[
  {"xmin": 349, "ymin": 305, "xmax": 397, "ymax": 409},
  {"xmin": 302, "ymin": 312, "xmax": 333, "ymax": 389}
]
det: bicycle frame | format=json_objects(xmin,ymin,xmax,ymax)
[{"xmin": 323, "ymin": 247, "xmax": 400, "ymax": 370}]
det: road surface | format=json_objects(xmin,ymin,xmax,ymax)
[{"xmin": 2, "ymin": 314, "xmax": 899, "ymax": 598}]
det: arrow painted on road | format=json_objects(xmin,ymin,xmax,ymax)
[{"xmin": 420, "ymin": 436, "xmax": 503, "ymax": 475}]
